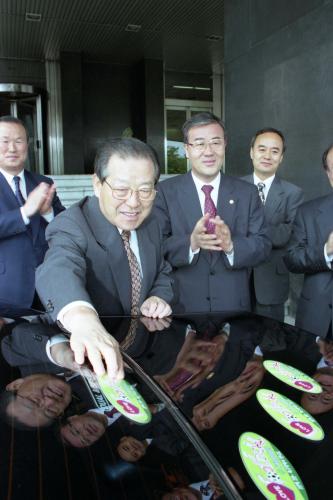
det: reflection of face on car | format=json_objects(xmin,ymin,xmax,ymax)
[
  {"xmin": 60, "ymin": 411, "xmax": 108, "ymax": 447},
  {"xmin": 4, "ymin": 374, "xmax": 72, "ymax": 428},
  {"xmin": 117, "ymin": 435, "xmax": 148, "ymax": 462},
  {"xmin": 301, "ymin": 368, "xmax": 333, "ymax": 415}
]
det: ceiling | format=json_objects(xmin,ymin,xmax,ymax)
[{"xmin": 0, "ymin": 0, "xmax": 224, "ymax": 74}]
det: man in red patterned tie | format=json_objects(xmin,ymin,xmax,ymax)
[
  {"xmin": 37, "ymin": 138, "xmax": 173, "ymax": 382},
  {"xmin": 153, "ymin": 112, "xmax": 271, "ymax": 313}
]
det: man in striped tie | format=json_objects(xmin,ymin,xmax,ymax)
[
  {"xmin": 243, "ymin": 128, "xmax": 303, "ymax": 322},
  {"xmin": 36, "ymin": 138, "xmax": 173, "ymax": 382},
  {"xmin": 0, "ymin": 115, "xmax": 64, "ymax": 309}
]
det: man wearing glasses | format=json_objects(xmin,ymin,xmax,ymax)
[
  {"xmin": 36, "ymin": 138, "xmax": 173, "ymax": 382},
  {"xmin": 153, "ymin": 112, "xmax": 271, "ymax": 314}
]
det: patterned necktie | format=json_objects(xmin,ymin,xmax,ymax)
[
  {"xmin": 121, "ymin": 231, "xmax": 142, "ymax": 315},
  {"xmin": 201, "ymin": 185, "xmax": 217, "ymax": 234},
  {"xmin": 13, "ymin": 176, "xmax": 26, "ymax": 206},
  {"xmin": 257, "ymin": 182, "xmax": 266, "ymax": 204}
]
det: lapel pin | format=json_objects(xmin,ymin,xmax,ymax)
[{"xmin": 229, "ymin": 199, "xmax": 234, "ymax": 204}]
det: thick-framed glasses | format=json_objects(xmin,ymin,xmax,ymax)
[
  {"xmin": 104, "ymin": 179, "xmax": 157, "ymax": 201},
  {"xmin": 187, "ymin": 139, "xmax": 224, "ymax": 153}
]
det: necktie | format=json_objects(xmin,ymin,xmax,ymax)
[
  {"xmin": 201, "ymin": 185, "xmax": 217, "ymax": 234},
  {"xmin": 257, "ymin": 182, "xmax": 266, "ymax": 204},
  {"xmin": 121, "ymin": 231, "xmax": 142, "ymax": 315},
  {"xmin": 13, "ymin": 176, "xmax": 26, "ymax": 206}
]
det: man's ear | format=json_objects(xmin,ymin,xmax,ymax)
[
  {"xmin": 250, "ymin": 148, "xmax": 254, "ymax": 161},
  {"xmin": 92, "ymin": 174, "xmax": 102, "ymax": 198},
  {"xmin": 184, "ymin": 144, "xmax": 189, "ymax": 159},
  {"xmin": 6, "ymin": 379, "xmax": 24, "ymax": 392}
]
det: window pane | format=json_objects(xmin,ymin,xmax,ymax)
[{"xmin": 166, "ymin": 109, "xmax": 187, "ymax": 174}]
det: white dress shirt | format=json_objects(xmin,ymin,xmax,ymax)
[
  {"xmin": 0, "ymin": 167, "xmax": 54, "ymax": 223},
  {"xmin": 190, "ymin": 171, "xmax": 234, "ymax": 264},
  {"xmin": 253, "ymin": 172, "xmax": 275, "ymax": 200}
]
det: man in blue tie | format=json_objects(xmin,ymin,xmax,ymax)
[
  {"xmin": 153, "ymin": 112, "xmax": 271, "ymax": 313},
  {"xmin": 0, "ymin": 115, "xmax": 64, "ymax": 308}
]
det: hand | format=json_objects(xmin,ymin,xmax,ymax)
[
  {"xmin": 39, "ymin": 183, "xmax": 56, "ymax": 214},
  {"xmin": 62, "ymin": 307, "xmax": 124, "ymax": 381},
  {"xmin": 325, "ymin": 231, "xmax": 333, "ymax": 256},
  {"xmin": 140, "ymin": 296, "xmax": 172, "ymax": 318},
  {"xmin": 139, "ymin": 316, "xmax": 172, "ymax": 332},
  {"xmin": 190, "ymin": 214, "xmax": 223, "ymax": 252},
  {"xmin": 214, "ymin": 216, "xmax": 233, "ymax": 253},
  {"xmin": 23, "ymin": 182, "xmax": 55, "ymax": 218},
  {"xmin": 50, "ymin": 341, "xmax": 81, "ymax": 371},
  {"xmin": 318, "ymin": 339, "xmax": 333, "ymax": 363}
]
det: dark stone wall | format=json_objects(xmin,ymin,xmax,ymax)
[
  {"xmin": 224, "ymin": 0, "xmax": 333, "ymax": 201},
  {"xmin": 61, "ymin": 54, "xmax": 165, "ymax": 174},
  {"xmin": 82, "ymin": 61, "xmax": 132, "ymax": 173},
  {"xmin": 61, "ymin": 52, "xmax": 85, "ymax": 174}
]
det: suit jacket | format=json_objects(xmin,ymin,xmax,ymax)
[
  {"xmin": 153, "ymin": 172, "xmax": 271, "ymax": 313},
  {"xmin": 284, "ymin": 193, "xmax": 333, "ymax": 337},
  {"xmin": 0, "ymin": 170, "xmax": 64, "ymax": 308},
  {"xmin": 242, "ymin": 175, "xmax": 303, "ymax": 304},
  {"xmin": 1, "ymin": 320, "xmax": 64, "ymax": 375},
  {"xmin": 36, "ymin": 196, "xmax": 173, "ymax": 320}
]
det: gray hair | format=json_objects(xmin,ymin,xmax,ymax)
[{"xmin": 94, "ymin": 137, "xmax": 160, "ymax": 184}]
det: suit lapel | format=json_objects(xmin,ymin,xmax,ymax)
[
  {"xmin": 137, "ymin": 224, "xmax": 155, "ymax": 303},
  {"xmin": 0, "ymin": 171, "xmax": 22, "ymax": 207},
  {"xmin": 317, "ymin": 194, "xmax": 333, "ymax": 243},
  {"xmin": 85, "ymin": 197, "xmax": 132, "ymax": 314},
  {"xmin": 217, "ymin": 174, "xmax": 237, "ymax": 229},
  {"xmin": 212, "ymin": 174, "xmax": 237, "ymax": 267},
  {"xmin": 177, "ymin": 173, "xmax": 202, "ymax": 232},
  {"xmin": 265, "ymin": 176, "xmax": 283, "ymax": 216}
]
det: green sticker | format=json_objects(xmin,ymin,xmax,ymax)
[
  {"xmin": 257, "ymin": 389, "xmax": 324, "ymax": 441},
  {"xmin": 98, "ymin": 376, "xmax": 152, "ymax": 424},
  {"xmin": 239, "ymin": 432, "xmax": 308, "ymax": 499},
  {"xmin": 264, "ymin": 360, "xmax": 322, "ymax": 394}
]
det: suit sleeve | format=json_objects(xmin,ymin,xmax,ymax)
[
  {"xmin": 267, "ymin": 186, "xmax": 304, "ymax": 248},
  {"xmin": 232, "ymin": 187, "xmax": 272, "ymax": 269},
  {"xmin": 0, "ymin": 207, "xmax": 28, "ymax": 239},
  {"xmin": 153, "ymin": 186, "xmax": 199, "ymax": 268},
  {"xmin": 36, "ymin": 213, "xmax": 94, "ymax": 320},
  {"xmin": 284, "ymin": 205, "xmax": 330, "ymax": 274},
  {"xmin": 1, "ymin": 322, "xmax": 57, "ymax": 367},
  {"xmin": 147, "ymin": 250, "xmax": 174, "ymax": 304}
]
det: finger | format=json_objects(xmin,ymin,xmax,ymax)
[
  {"xmin": 86, "ymin": 346, "xmax": 106, "ymax": 376},
  {"xmin": 70, "ymin": 339, "xmax": 86, "ymax": 365},
  {"xmin": 156, "ymin": 302, "xmax": 170, "ymax": 318},
  {"xmin": 105, "ymin": 345, "xmax": 124, "ymax": 381}
]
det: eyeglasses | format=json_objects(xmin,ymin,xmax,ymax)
[
  {"xmin": 187, "ymin": 139, "xmax": 224, "ymax": 153},
  {"xmin": 104, "ymin": 179, "xmax": 157, "ymax": 201}
]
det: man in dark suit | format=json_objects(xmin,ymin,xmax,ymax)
[
  {"xmin": 0, "ymin": 115, "xmax": 64, "ymax": 309},
  {"xmin": 285, "ymin": 143, "xmax": 333, "ymax": 338},
  {"xmin": 36, "ymin": 137, "xmax": 173, "ymax": 381},
  {"xmin": 243, "ymin": 128, "xmax": 303, "ymax": 321},
  {"xmin": 153, "ymin": 112, "xmax": 271, "ymax": 313}
]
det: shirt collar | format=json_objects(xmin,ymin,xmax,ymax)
[
  {"xmin": 191, "ymin": 171, "xmax": 221, "ymax": 192},
  {"xmin": 253, "ymin": 173, "xmax": 275, "ymax": 191},
  {"xmin": 0, "ymin": 167, "xmax": 25, "ymax": 184}
]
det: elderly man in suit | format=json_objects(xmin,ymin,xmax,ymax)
[
  {"xmin": 0, "ymin": 115, "xmax": 64, "ymax": 308},
  {"xmin": 285, "ymin": 143, "xmax": 333, "ymax": 338},
  {"xmin": 153, "ymin": 112, "xmax": 271, "ymax": 314},
  {"xmin": 243, "ymin": 128, "xmax": 303, "ymax": 321},
  {"xmin": 36, "ymin": 137, "xmax": 173, "ymax": 381}
]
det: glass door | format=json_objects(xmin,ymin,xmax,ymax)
[
  {"xmin": 164, "ymin": 99, "xmax": 213, "ymax": 175},
  {"xmin": 0, "ymin": 84, "xmax": 45, "ymax": 173}
]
